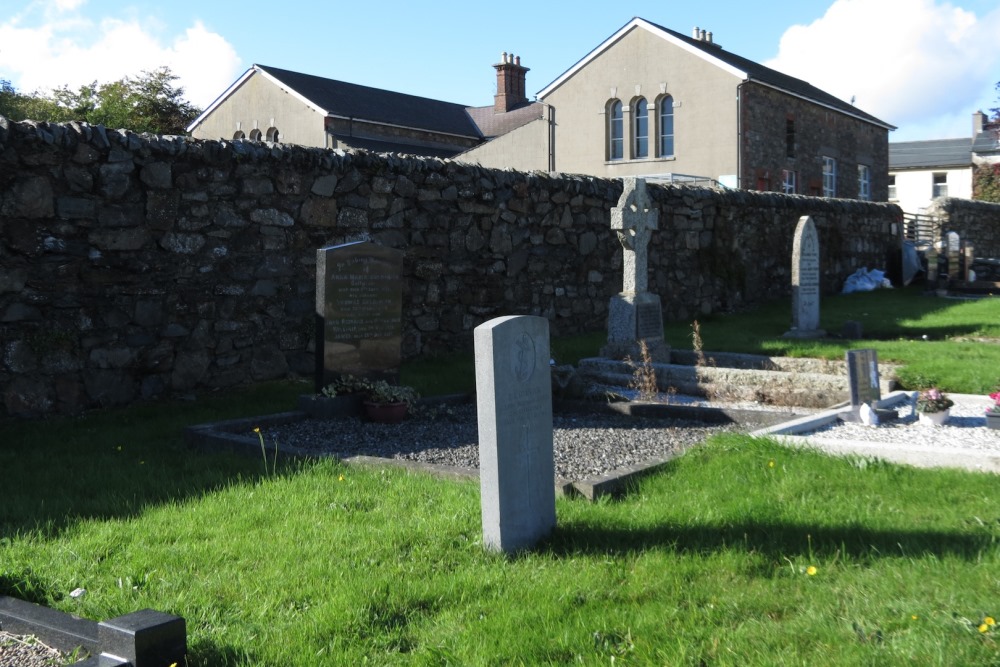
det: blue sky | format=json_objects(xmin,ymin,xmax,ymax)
[{"xmin": 2, "ymin": 0, "xmax": 999, "ymax": 141}]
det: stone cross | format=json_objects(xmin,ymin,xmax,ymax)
[{"xmin": 611, "ymin": 177, "xmax": 659, "ymax": 294}]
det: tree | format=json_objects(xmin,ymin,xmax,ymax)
[
  {"xmin": 973, "ymin": 164, "xmax": 1000, "ymax": 203},
  {"xmin": 1, "ymin": 67, "xmax": 200, "ymax": 134}
]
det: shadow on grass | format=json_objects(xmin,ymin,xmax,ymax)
[
  {"xmin": 545, "ymin": 519, "xmax": 992, "ymax": 562},
  {"xmin": 0, "ymin": 382, "xmax": 305, "ymax": 540}
]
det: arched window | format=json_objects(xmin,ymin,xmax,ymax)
[
  {"xmin": 266, "ymin": 127, "xmax": 280, "ymax": 142},
  {"xmin": 233, "ymin": 131, "xmax": 245, "ymax": 140},
  {"xmin": 607, "ymin": 100, "xmax": 623, "ymax": 161},
  {"xmin": 249, "ymin": 128, "xmax": 262, "ymax": 142},
  {"xmin": 633, "ymin": 97, "xmax": 648, "ymax": 159},
  {"xmin": 658, "ymin": 95, "xmax": 675, "ymax": 157}
]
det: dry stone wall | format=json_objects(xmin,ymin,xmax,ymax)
[
  {"xmin": 0, "ymin": 116, "xmax": 902, "ymax": 416},
  {"xmin": 924, "ymin": 197, "xmax": 1000, "ymax": 258}
]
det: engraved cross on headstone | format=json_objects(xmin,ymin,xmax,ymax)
[{"xmin": 611, "ymin": 177, "xmax": 658, "ymax": 294}]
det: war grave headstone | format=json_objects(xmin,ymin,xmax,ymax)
[
  {"xmin": 783, "ymin": 216, "xmax": 826, "ymax": 339},
  {"xmin": 475, "ymin": 315, "xmax": 556, "ymax": 554},
  {"xmin": 314, "ymin": 241, "xmax": 403, "ymax": 394},
  {"xmin": 601, "ymin": 177, "xmax": 669, "ymax": 362}
]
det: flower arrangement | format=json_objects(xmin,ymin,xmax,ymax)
[
  {"xmin": 322, "ymin": 374, "xmax": 418, "ymax": 406},
  {"xmin": 987, "ymin": 391, "xmax": 1000, "ymax": 415},
  {"xmin": 915, "ymin": 387, "xmax": 954, "ymax": 414}
]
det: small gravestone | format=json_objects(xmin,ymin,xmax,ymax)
[
  {"xmin": 845, "ymin": 348, "xmax": 896, "ymax": 423},
  {"xmin": 783, "ymin": 216, "xmax": 826, "ymax": 339},
  {"xmin": 601, "ymin": 177, "xmax": 669, "ymax": 362},
  {"xmin": 315, "ymin": 241, "xmax": 403, "ymax": 392},
  {"xmin": 475, "ymin": 315, "xmax": 556, "ymax": 554}
]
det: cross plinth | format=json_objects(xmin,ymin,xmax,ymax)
[{"xmin": 601, "ymin": 178, "xmax": 669, "ymax": 363}]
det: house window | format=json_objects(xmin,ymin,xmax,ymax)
[
  {"xmin": 857, "ymin": 164, "xmax": 871, "ymax": 201},
  {"xmin": 888, "ymin": 174, "xmax": 897, "ymax": 200},
  {"xmin": 932, "ymin": 172, "xmax": 948, "ymax": 197},
  {"xmin": 786, "ymin": 118, "xmax": 795, "ymax": 158},
  {"xmin": 608, "ymin": 100, "xmax": 623, "ymax": 161},
  {"xmin": 249, "ymin": 128, "xmax": 263, "ymax": 142},
  {"xmin": 266, "ymin": 127, "xmax": 280, "ymax": 142},
  {"xmin": 822, "ymin": 156, "xmax": 837, "ymax": 197},
  {"xmin": 658, "ymin": 95, "xmax": 674, "ymax": 157},
  {"xmin": 782, "ymin": 169, "xmax": 797, "ymax": 194},
  {"xmin": 633, "ymin": 97, "xmax": 648, "ymax": 159}
]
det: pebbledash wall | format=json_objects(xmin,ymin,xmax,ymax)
[{"xmin": 0, "ymin": 116, "xmax": 902, "ymax": 416}]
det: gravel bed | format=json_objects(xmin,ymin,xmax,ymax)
[
  {"xmin": 798, "ymin": 394, "xmax": 1000, "ymax": 452},
  {"xmin": 256, "ymin": 404, "xmax": 758, "ymax": 481},
  {"xmin": 0, "ymin": 632, "xmax": 67, "ymax": 667}
]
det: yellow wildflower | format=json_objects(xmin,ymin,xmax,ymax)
[
  {"xmin": 979, "ymin": 623, "xmax": 989, "ymax": 634},
  {"xmin": 806, "ymin": 566, "xmax": 817, "ymax": 576},
  {"xmin": 768, "ymin": 460, "xmax": 775, "ymax": 468},
  {"xmin": 338, "ymin": 475, "xmax": 345, "ymax": 482},
  {"xmin": 253, "ymin": 427, "xmax": 261, "ymax": 433},
  {"xmin": 986, "ymin": 616, "xmax": 996, "ymax": 626}
]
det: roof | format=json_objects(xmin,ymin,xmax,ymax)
[
  {"xmin": 973, "ymin": 127, "xmax": 1000, "ymax": 156},
  {"xmin": 889, "ymin": 138, "xmax": 972, "ymax": 170},
  {"xmin": 466, "ymin": 102, "xmax": 546, "ymax": 138},
  {"xmin": 330, "ymin": 134, "xmax": 465, "ymax": 159},
  {"xmin": 537, "ymin": 17, "xmax": 895, "ymax": 131},
  {"xmin": 188, "ymin": 64, "xmax": 483, "ymax": 140}
]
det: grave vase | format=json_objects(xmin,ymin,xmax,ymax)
[
  {"xmin": 986, "ymin": 411, "xmax": 1000, "ymax": 430},
  {"xmin": 363, "ymin": 400, "xmax": 408, "ymax": 424},
  {"xmin": 918, "ymin": 409, "xmax": 950, "ymax": 427}
]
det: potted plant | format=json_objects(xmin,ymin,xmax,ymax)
[
  {"xmin": 360, "ymin": 379, "xmax": 419, "ymax": 424},
  {"xmin": 915, "ymin": 387, "xmax": 954, "ymax": 426},
  {"xmin": 986, "ymin": 391, "xmax": 1000, "ymax": 430}
]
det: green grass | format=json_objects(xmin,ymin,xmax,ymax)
[{"xmin": 3, "ymin": 288, "xmax": 1000, "ymax": 665}]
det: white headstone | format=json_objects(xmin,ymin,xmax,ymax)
[
  {"xmin": 784, "ymin": 216, "xmax": 826, "ymax": 339},
  {"xmin": 475, "ymin": 315, "xmax": 556, "ymax": 554}
]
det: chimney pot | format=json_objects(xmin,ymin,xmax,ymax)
[
  {"xmin": 493, "ymin": 52, "xmax": 530, "ymax": 114},
  {"xmin": 693, "ymin": 26, "xmax": 700, "ymax": 38},
  {"xmin": 707, "ymin": 31, "xmax": 713, "ymax": 43}
]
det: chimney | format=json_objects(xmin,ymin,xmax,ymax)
[
  {"xmin": 973, "ymin": 110, "xmax": 987, "ymax": 137},
  {"xmin": 494, "ymin": 52, "xmax": 530, "ymax": 113}
]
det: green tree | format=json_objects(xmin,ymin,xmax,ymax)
[
  {"xmin": 1, "ymin": 67, "xmax": 200, "ymax": 134},
  {"xmin": 973, "ymin": 163, "xmax": 1000, "ymax": 203}
]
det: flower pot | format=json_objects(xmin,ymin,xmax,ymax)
[
  {"xmin": 363, "ymin": 400, "xmax": 408, "ymax": 424},
  {"xmin": 986, "ymin": 412, "xmax": 1000, "ymax": 431},
  {"xmin": 918, "ymin": 409, "xmax": 950, "ymax": 426}
]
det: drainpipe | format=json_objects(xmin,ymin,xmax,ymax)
[{"xmin": 736, "ymin": 81, "xmax": 745, "ymax": 189}]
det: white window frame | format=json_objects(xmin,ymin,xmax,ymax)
[
  {"xmin": 857, "ymin": 164, "xmax": 871, "ymax": 201},
  {"xmin": 822, "ymin": 156, "xmax": 837, "ymax": 197},
  {"xmin": 932, "ymin": 172, "xmax": 948, "ymax": 198},
  {"xmin": 608, "ymin": 100, "xmax": 624, "ymax": 161},
  {"xmin": 781, "ymin": 169, "xmax": 796, "ymax": 194},
  {"xmin": 658, "ymin": 95, "xmax": 674, "ymax": 158}
]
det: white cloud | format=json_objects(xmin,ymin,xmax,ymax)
[
  {"xmin": 0, "ymin": 2, "xmax": 240, "ymax": 110},
  {"xmin": 765, "ymin": 0, "xmax": 1000, "ymax": 140}
]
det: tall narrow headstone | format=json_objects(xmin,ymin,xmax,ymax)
[
  {"xmin": 846, "ymin": 348, "xmax": 881, "ymax": 409},
  {"xmin": 783, "ymin": 216, "xmax": 826, "ymax": 339},
  {"xmin": 601, "ymin": 177, "xmax": 669, "ymax": 362},
  {"xmin": 315, "ymin": 241, "xmax": 403, "ymax": 393},
  {"xmin": 475, "ymin": 315, "xmax": 556, "ymax": 554}
]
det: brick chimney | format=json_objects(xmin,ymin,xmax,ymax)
[{"xmin": 493, "ymin": 52, "xmax": 529, "ymax": 114}]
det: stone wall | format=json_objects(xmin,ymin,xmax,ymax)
[
  {"xmin": 924, "ymin": 197, "xmax": 1000, "ymax": 258},
  {"xmin": 0, "ymin": 116, "xmax": 902, "ymax": 416}
]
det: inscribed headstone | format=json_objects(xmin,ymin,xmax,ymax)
[
  {"xmin": 783, "ymin": 216, "xmax": 826, "ymax": 339},
  {"xmin": 846, "ymin": 349, "xmax": 881, "ymax": 408},
  {"xmin": 315, "ymin": 241, "xmax": 403, "ymax": 392},
  {"xmin": 475, "ymin": 315, "xmax": 556, "ymax": 554},
  {"xmin": 601, "ymin": 177, "xmax": 669, "ymax": 362}
]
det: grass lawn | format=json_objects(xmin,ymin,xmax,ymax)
[{"xmin": 2, "ymin": 288, "xmax": 999, "ymax": 665}]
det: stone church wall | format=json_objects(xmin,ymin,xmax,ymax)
[{"xmin": 0, "ymin": 116, "xmax": 901, "ymax": 416}]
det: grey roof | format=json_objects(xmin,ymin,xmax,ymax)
[
  {"xmin": 466, "ymin": 102, "xmax": 545, "ymax": 138},
  {"xmin": 889, "ymin": 138, "xmax": 972, "ymax": 169},
  {"xmin": 539, "ymin": 18, "xmax": 894, "ymax": 131},
  {"xmin": 331, "ymin": 134, "xmax": 465, "ymax": 159},
  {"xmin": 255, "ymin": 64, "xmax": 483, "ymax": 139},
  {"xmin": 642, "ymin": 20, "xmax": 894, "ymax": 129},
  {"xmin": 973, "ymin": 128, "xmax": 1000, "ymax": 156}
]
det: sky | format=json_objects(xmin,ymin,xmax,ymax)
[{"xmin": 1, "ymin": 0, "xmax": 999, "ymax": 142}]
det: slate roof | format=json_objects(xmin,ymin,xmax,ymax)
[
  {"xmin": 188, "ymin": 64, "xmax": 484, "ymax": 140},
  {"xmin": 973, "ymin": 128, "xmax": 1000, "ymax": 156},
  {"xmin": 538, "ymin": 17, "xmax": 895, "ymax": 131},
  {"xmin": 466, "ymin": 102, "xmax": 546, "ymax": 138},
  {"xmin": 889, "ymin": 138, "xmax": 972, "ymax": 170},
  {"xmin": 255, "ymin": 65, "xmax": 483, "ymax": 139}
]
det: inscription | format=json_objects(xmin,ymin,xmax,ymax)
[
  {"xmin": 636, "ymin": 301, "xmax": 663, "ymax": 340},
  {"xmin": 511, "ymin": 333, "xmax": 536, "ymax": 382}
]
